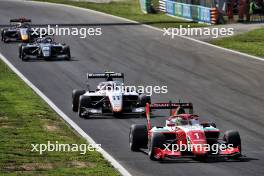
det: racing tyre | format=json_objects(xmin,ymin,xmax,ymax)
[
  {"xmin": 78, "ymin": 95, "xmax": 91, "ymax": 118},
  {"xmin": 19, "ymin": 44, "xmax": 22, "ymax": 58},
  {"xmin": 2, "ymin": 30, "xmax": 8, "ymax": 43},
  {"xmin": 129, "ymin": 124, "xmax": 148, "ymax": 151},
  {"xmin": 1, "ymin": 30, "xmax": 8, "ymax": 42},
  {"xmin": 72, "ymin": 89, "xmax": 86, "ymax": 112},
  {"xmin": 149, "ymin": 133, "xmax": 165, "ymax": 161},
  {"xmin": 223, "ymin": 130, "xmax": 241, "ymax": 152},
  {"xmin": 138, "ymin": 94, "xmax": 151, "ymax": 107},
  {"xmin": 138, "ymin": 94, "xmax": 151, "ymax": 117},
  {"xmin": 65, "ymin": 46, "xmax": 71, "ymax": 60},
  {"xmin": 3, "ymin": 37, "xmax": 8, "ymax": 43},
  {"xmin": 1, "ymin": 30, "xmax": 4, "ymax": 41},
  {"xmin": 21, "ymin": 50, "xmax": 29, "ymax": 61},
  {"xmin": 19, "ymin": 44, "xmax": 27, "ymax": 58}
]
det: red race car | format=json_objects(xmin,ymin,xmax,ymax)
[{"xmin": 129, "ymin": 102, "xmax": 242, "ymax": 161}]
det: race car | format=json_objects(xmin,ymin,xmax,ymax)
[
  {"xmin": 72, "ymin": 72, "xmax": 151, "ymax": 118},
  {"xmin": 129, "ymin": 102, "xmax": 242, "ymax": 161},
  {"xmin": 19, "ymin": 37, "xmax": 71, "ymax": 61},
  {"xmin": 1, "ymin": 18, "xmax": 38, "ymax": 43}
]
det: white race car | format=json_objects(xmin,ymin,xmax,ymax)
[{"xmin": 72, "ymin": 72, "xmax": 151, "ymax": 118}]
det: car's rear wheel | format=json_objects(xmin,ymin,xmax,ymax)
[
  {"xmin": 78, "ymin": 95, "xmax": 91, "ymax": 118},
  {"xmin": 138, "ymin": 94, "xmax": 151, "ymax": 107},
  {"xmin": 129, "ymin": 124, "xmax": 148, "ymax": 151},
  {"xmin": 1, "ymin": 30, "xmax": 8, "ymax": 42},
  {"xmin": 72, "ymin": 89, "xmax": 85, "ymax": 112},
  {"xmin": 149, "ymin": 133, "xmax": 165, "ymax": 161},
  {"xmin": 3, "ymin": 37, "xmax": 8, "ymax": 43},
  {"xmin": 1, "ymin": 30, "xmax": 4, "ymax": 41},
  {"xmin": 65, "ymin": 46, "xmax": 71, "ymax": 60}
]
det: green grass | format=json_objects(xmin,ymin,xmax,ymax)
[
  {"xmin": 33, "ymin": 0, "xmax": 207, "ymax": 28},
  {"xmin": 0, "ymin": 60, "xmax": 119, "ymax": 175},
  {"xmin": 211, "ymin": 28, "xmax": 264, "ymax": 58}
]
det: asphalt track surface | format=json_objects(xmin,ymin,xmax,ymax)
[{"xmin": 1, "ymin": 1, "xmax": 264, "ymax": 176}]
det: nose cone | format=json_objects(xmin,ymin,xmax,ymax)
[
  {"xmin": 20, "ymin": 28, "xmax": 29, "ymax": 41},
  {"xmin": 108, "ymin": 93, "xmax": 123, "ymax": 112},
  {"xmin": 188, "ymin": 130, "xmax": 208, "ymax": 155},
  {"xmin": 41, "ymin": 45, "xmax": 51, "ymax": 57}
]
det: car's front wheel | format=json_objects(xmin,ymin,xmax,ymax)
[
  {"xmin": 223, "ymin": 130, "xmax": 241, "ymax": 150},
  {"xmin": 148, "ymin": 133, "xmax": 165, "ymax": 161},
  {"xmin": 21, "ymin": 49, "xmax": 29, "ymax": 61},
  {"xmin": 72, "ymin": 89, "xmax": 85, "ymax": 112},
  {"xmin": 138, "ymin": 94, "xmax": 151, "ymax": 107},
  {"xmin": 78, "ymin": 95, "xmax": 91, "ymax": 118},
  {"xmin": 1, "ymin": 29, "xmax": 4, "ymax": 41},
  {"xmin": 223, "ymin": 130, "xmax": 242, "ymax": 159},
  {"xmin": 129, "ymin": 124, "xmax": 148, "ymax": 151}
]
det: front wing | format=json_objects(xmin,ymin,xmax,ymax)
[{"xmin": 152, "ymin": 146, "xmax": 241, "ymax": 160}]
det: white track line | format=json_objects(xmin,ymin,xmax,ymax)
[
  {"xmin": 0, "ymin": 52, "xmax": 132, "ymax": 176},
  {"xmin": 28, "ymin": 0, "xmax": 264, "ymax": 62}
]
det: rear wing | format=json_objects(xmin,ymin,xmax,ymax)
[
  {"xmin": 10, "ymin": 18, "xmax": 31, "ymax": 23},
  {"xmin": 145, "ymin": 102, "xmax": 193, "ymax": 131},
  {"xmin": 87, "ymin": 72, "xmax": 124, "ymax": 82},
  {"xmin": 150, "ymin": 102, "xmax": 193, "ymax": 110}
]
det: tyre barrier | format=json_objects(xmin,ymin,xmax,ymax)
[{"xmin": 210, "ymin": 7, "xmax": 218, "ymax": 24}]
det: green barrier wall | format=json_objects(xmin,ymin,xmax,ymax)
[
  {"xmin": 139, "ymin": 0, "xmax": 152, "ymax": 14},
  {"xmin": 165, "ymin": 0, "xmax": 212, "ymax": 24}
]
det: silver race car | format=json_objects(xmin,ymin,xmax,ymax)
[
  {"xmin": 72, "ymin": 72, "xmax": 151, "ymax": 118},
  {"xmin": 19, "ymin": 37, "xmax": 71, "ymax": 61}
]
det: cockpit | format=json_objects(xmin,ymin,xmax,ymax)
[
  {"xmin": 176, "ymin": 117, "xmax": 199, "ymax": 126},
  {"xmin": 36, "ymin": 37, "xmax": 54, "ymax": 44},
  {"xmin": 166, "ymin": 115, "xmax": 200, "ymax": 127},
  {"xmin": 15, "ymin": 22, "xmax": 30, "ymax": 28}
]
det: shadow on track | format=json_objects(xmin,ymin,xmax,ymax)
[
  {"xmin": 0, "ymin": 20, "xmax": 194, "ymax": 28},
  {"xmin": 138, "ymin": 149, "xmax": 258, "ymax": 163},
  {"xmin": 22, "ymin": 57, "xmax": 78, "ymax": 62},
  {"xmin": 81, "ymin": 114, "xmax": 144, "ymax": 120}
]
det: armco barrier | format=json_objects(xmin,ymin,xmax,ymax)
[
  {"xmin": 160, "ymin": 0, "xmax": 213, "ymax": 24},
  {"xmin": 139, "ymin": 0, "xmax": 152, "ymax": 13}
]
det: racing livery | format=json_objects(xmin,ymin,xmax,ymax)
[
  {"xmin": 19, "ymin": 37, "xmax": 71, "ymax": 61},
  {"xmin": 129, "ymin": 102, "xmax": 242, "ymax": 161},
  {"xmin": 72, "ymin": 72, "xmax": 151, "ymax": 118},
  {"xmin": 1, "ymin": 18, "xmax": 38, "ymax": 43}
]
